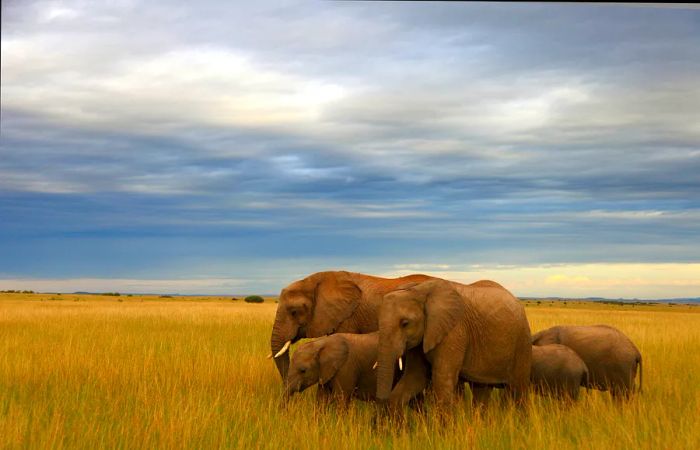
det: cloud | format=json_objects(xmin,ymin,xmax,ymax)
[
  {"xmin": 545, "ymin": 274, "xmax": 592, "ymax": 285},
  {"xmin": 1, "ymin": 1, "xmax": 699, "ymax": 296},
  {"xmin": 0, "ymin": 277, "xmax": 250, "ymax": 295},
  {"xmin": 3, "ymin": 263, "xmax": 698, "ymax": 298},
  {"xmin": 2, "ymin": 43, "xmax": 348, "ymax": 131},
  {"xmin": 388, "ymin": 263, "xmax": 700, "ymax": 299},
  {"xmin": 393, "ymin": 264, "xmax": 453, "ymax": 271}
]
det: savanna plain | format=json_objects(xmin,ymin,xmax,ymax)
[{"xmin": 1, "ymin": 292, "xmax": 699, "ymax": 450}]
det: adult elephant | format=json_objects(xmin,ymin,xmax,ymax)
[
  {"xmin": 270, "ymin": 271, "xmax": 434, "ymax": 380},
  {"xmin": 376, "ymin": 279, "xmax": 532, "ymax": 410},
  {"xmin": 531, "ymin": 325, "xmax": 642, "ymax": 397}
]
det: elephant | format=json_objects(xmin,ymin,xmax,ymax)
[
  {"xmin": 270, "ymin": 271, "xmax": 434, "ymax": 380},
  {"xmin": 531, "ymin": 344, "xmax": 589, "ymax": 400},
  {"xmin": 375, "ymin": 278, "xmax": 532, "ymax": 411},
  {"xmin": 531, "ymin": 325, "xmax": 642, "ymax": 397},
  {"xmin": 284, "ymin": 332, "xmax": 429, "ymax": 406}
]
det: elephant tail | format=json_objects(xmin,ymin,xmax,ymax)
[{"xmin": 636, "ymin": 355, "xmax": 643, "ymax": 394}]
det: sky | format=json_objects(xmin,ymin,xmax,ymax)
[{"xmin": 1, "ymin": 1, "xmax": 699, "ymax": 298}]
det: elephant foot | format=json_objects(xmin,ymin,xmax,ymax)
[
  {"xmin": 610, "ymin": 388, "xmax": 633, "ymax": 402},
  {"xmin": 469, "ymin": 384, "xmax": 492, "ymax": 412},
  {"xmin": 502, "ymin": 385, "xmax": 529, "ymax": 410}
]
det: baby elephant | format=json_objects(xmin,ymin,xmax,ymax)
[
  {"xmin": 284, "ymin": 333, "xmax": 382, "ymax": 404},
  {"xmin": 532, "ymin": 325, "xmax": 642, "ymax": 398},
  {"xmin": 531, "ymin": 344, "xmax": 589, "ymax": 400}
]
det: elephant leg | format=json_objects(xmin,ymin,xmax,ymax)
[
  {"xmin": 328, "ymin": 376, "xmax": 357, "ymax": 412},
  {"xmin": 469, "ymin": 383, "xmax": 493, "ymax": 411},
  {"xmin": 335, "ymin": 392, "xmax": 352, "ymax": 412},
  {"xmin": 316, "ymin": 383, "xmax": 333, "ymax": 408},
  {"xmin": 428, "ymin": 336, "xmax": 465, "ymax": 413},
  {"xmin": 455, "ymin": 380, "xmax": 466, "ymax": 399},
  {"xmin": 430, "ymin": 360, "xmax": 460, "ymax": 412},
  {"xmin": 503, "ymin": 383, "xmax": 531, "ymax": 408},
  {"xmin": 504, "ymin": 345, "xmax": 531, "ymax": 408},
  {"xmin": 407, "ymin": 391, "xmax": 426, "ymax": 414},
  {"xmin": 610, "ymin": 385, "xmax": 632, "ymax": 401},
  {"xmin": 568, "ymin": 379, "xmax": 581, "ymax": 401}
]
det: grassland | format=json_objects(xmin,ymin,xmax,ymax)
[{"xmin": 1, "ymin": 292, "xmax": 699, "ymax": 449}]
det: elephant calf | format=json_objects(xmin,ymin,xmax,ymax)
[
  {"xmin": 285, "ymin": 333, "xmax": 423, "ymax": 405},
  {"xmin": 532, "ymin": 325, "xmax": 642, "ymax": 398},
  {"xmin": 531, "ymin": 344, "xmax": 589, "ymax": 400}
]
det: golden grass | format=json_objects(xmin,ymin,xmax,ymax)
[{"xmin": 1, "ymin": 293, "xmax": 699, "ymax": 449}]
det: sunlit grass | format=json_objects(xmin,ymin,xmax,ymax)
[{"xmin": 1, "ymin": 293, "xmax": 699, "ymax": 449}]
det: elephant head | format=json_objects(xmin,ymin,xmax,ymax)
[
  {"xmin": 284, "ymin": 336, "xmax": 349, "ymax": 398},
  {"xmin": 271, "ymin": 271, "xmax": 361, "ymax": 379},
  {"xmin": 376, "ymin": 279, "xmax": 465, "ymax": 401},
  {"xmin": 531, "ymin": 327, "xmax": 561, "ymax": 345}
]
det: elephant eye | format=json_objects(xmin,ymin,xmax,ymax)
[
  {"xmin": 400, "ymin": 319, "xmax": 410, "ymax": 328},
  {"xmin": 299, "ymin": 367, "xmax": 306, "ymax": 373}
]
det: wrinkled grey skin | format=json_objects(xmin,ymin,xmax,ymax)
[
  {"xmin": 531, "ymin": 344, "xmax": 589, "ymax": 400},
  {"xmin": 532, "ymin": 325, "xmax": 642, "ymax": 397},
  {"xmin": 284, "ymin": 333, "xmax": 429, "ymax": 406},
  {"xmin": 376, "ymin": 279, "xmax": 532, "ymax": 410}
]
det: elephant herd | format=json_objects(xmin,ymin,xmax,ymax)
[{"xmin": 269, "ymin": 271, "xmax": 643, "ymax": 414}]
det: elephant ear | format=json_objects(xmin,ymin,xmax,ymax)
[
  {"xmin": 421, "ymin": 280, "xmax": 466, "ymax": 354},
  {"xmin": 306, "ymin": 272, "xmax": 362, "ymax": 337},
  {"xmin": 318, "ymin": 336, "xmax": 350, "ymax": 384}
]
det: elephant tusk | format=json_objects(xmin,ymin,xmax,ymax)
[
  {"xmin": 398, "ymin": 356, "xmax": 403, "ymax": 371},
  {"xmin": 372, "ymin": 361, "xmax": 378, "ymax": 370},
  {"xmin": 266, "ymin": 352, "xmax": 272, "ymax": 359},
  {"xmin": 274, "ymin": 340, "xmax": 292, "ymax": 358}
]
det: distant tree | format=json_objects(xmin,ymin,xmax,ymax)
[{"xmin": 244, "ymin": 295, "xmax": 264, "ymax": 303}]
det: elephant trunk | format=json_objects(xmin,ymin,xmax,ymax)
[
  {"xmin": 376, "ymin": 339, "xmax": 402, "ymax": 400},
  {"xmin": 279, "ymin": 378, "xmax": 299, "ymax": 409},
  {"xmin": 270, "ymin": 308, "xmax": 298, "ymax": 380},
  {"xmin": 282, "ymin": 380, "xmax": 296, "ymax": 399},
  {"xmin": 376, "ymin": 358, "xmax": 395, "ymax": 401},
  {"xmin": 271, "ymin": 336, "xmax": 291, "ymax": 381}
]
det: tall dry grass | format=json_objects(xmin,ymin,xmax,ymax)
[{"xmin": 1, "ymin": 294, "xmax": 698, "ymax": 449}]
